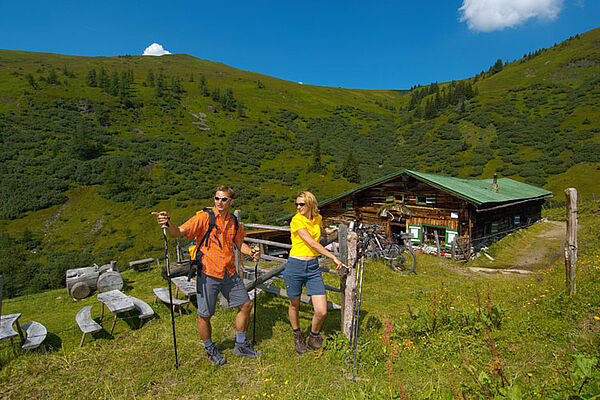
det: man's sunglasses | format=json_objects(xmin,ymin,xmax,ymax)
[
  {"xmin": 214, "ymin": 196, "xmax": 231, "ymax": 202},
  {"xmin": 295, "ymin": 202, "xmax": 305, "ymax": 207}
]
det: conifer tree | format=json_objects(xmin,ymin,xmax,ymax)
[
  {"xmin": 98, "ymin": 68, "xmax": 109, "ymax": 91},
  {"xmin": 155, "ymin": 72, "xmax": 165, "ymax": 97},
  {"xmin": 342, "ymin": 152, "xmax": 360, "ymax": 183},
  {"xmin": 25, "ymin": 73, "xmax": 37, "ymax": 89},
  {"xmin": 198, "ymin": 75, "xmax": 209, "ymax": 96},
  {"xmin": 146, "ymin": 69, "xmax": 155, "ymax": 87},
  {"xmin": 86, "ymin": 69, "xmax": 97, "ymax": 87},
  {"xmin": 309, "ymin": 138, "xmax": 323, "ymax": 173},
  {"xmin": 221, "ymin": 88, "xmax": 237, "ymax": 111},
  {"xmin": 211, "ymin": 87, "xmax": 221, "ymax": 102},
  {"xmin": 109, "ymin": 71, "xmax": 120, "ymax": 96},
  {"xmin": 47, "ymin": 69, "xmax": 58, "ymax": 85}
]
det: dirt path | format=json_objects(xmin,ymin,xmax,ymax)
[
  {"xmin": 439, "ymin": 220, "xmax": 566, "ymax": 275},
  {"xmin": 509, "ymin": 220, "xmax": 565, "ymax": 270}
]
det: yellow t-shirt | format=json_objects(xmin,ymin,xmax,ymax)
[{"xmin": 289, "ymin": 213, "xmax": 322, "ymax": 257}]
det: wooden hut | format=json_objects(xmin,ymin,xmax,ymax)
[{"xmin": 283, "ymin": 170, "xmax": 553, "ymax": 253}]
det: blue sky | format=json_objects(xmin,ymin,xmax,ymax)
[{"xmin": 1, "ymin": 0, "xmax": 598, "ymax": 90}]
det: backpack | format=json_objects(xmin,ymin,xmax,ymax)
[{"xmin": 187, "ymin": 207, "xmax": 239, "ymax": 280}]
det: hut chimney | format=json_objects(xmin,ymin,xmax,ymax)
[{"xmin": 491, "ymin": 173, "xmax": 498, "ymax": 193}]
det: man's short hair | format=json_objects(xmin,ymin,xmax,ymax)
[{"xmin": 215, "ymin": 186, "xmax": 235, "ymax": 199}]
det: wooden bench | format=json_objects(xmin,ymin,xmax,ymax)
[
  {"xmin": 21, "ymin": 321, "xmax": 47, "ymax": 350},
  {"xmin": 153, "ymin": 288, "xmax": 189, "ymax": 315},
  {"xmin": 129, "ymin": 258, "xmax": 155, "ymax": 272},
  {"xmin": 76, "ymin": 306, "xmax": 103, "ymax": 347},
  {"xmin": 0, "ymin": 313, "xmax": 25, "ymax": 354},
  {"xmin": 129, "ymin": 296, "xmax": 155, "ymax": 320}
]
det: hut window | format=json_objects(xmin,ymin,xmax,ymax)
[
  {"xmin": 422, "ymin": 225, "xmax": 446, "ymax": 245},
  {"xmin": 339, "ymin": 200, "xmax": 353, "ymax": 210},
  {"xmin": 445, "ymin": 229, "xmax": 458, "ymax": 248},
  {"xmin": 416, "ymin": 196, "xmax": 436, "ymax": 205},
  {"xmin": 408, "ymin": 225, "xmax": 422, "ymax": 243},
  {"xmin": 514, "ymin": 215, "xmax": 520, "ymax": 226},
  {"xmin": 491, "ymin": 222, "xmax": 499, "ymax": 233}
]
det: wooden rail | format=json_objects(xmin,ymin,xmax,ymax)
[
  {"xmin": 243, "ymin": 237, "xmax": 292, "ymax": 249},
  {"xmin": 244, "ymin": 223, "xmax": 290, "ymax": 232}
]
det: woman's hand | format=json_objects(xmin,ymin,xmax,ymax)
[
  {"xmin": 250, "ymin": 247, "xmax": 261, "ymax": 261},
  {"xmin": 332, "ymin": 256, "xmax": 345, "ymax": 271}
]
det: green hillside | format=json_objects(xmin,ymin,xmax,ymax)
[
  {"xmin": 0, "ymin": 28, "xmax": 599, "ymax": 297},
  {"xmin": 2, "ymin": 207, "xmax": 600, "ymax": 399}
]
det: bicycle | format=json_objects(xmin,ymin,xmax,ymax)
[
  {"xmin": 388, "ymin": 232, "xmax": 417, "ymax": 274},
  {"xmin": 356, "ymin": 224, "xmax": 417, "ymax": 274}
]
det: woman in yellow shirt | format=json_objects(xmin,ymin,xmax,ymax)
[{"xmin": 285, "ymin": 191, "xmax": 344, "ymax": 354}]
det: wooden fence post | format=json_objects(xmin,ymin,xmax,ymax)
[
  {"xmin": 342, "ymin": 231, "xmax": 357, "ymax": 339},
  {"xmin": 338, "ymin": 224, "xmax": 348, "ymax": 331},
  {"xmin": 565, "ymin": 188, "xmax": 578, "ymax": 296},
  {"xmin": 434, "ymin": 231, "xmax": 441, "ymax": 258},
  {"xmin": 451, "ymin": 239, "xmax": 456, "ymax": 261},
  {"xmin": 0, "ymin": 275, "xmax": 3, "ymax": 330}
]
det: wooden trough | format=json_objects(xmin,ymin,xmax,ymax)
[{"xmin": 66, "ymin": 261, "xmax": 123, "ymax": 300}]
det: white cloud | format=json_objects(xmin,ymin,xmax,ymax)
[
  {"xmin": 459, "ymin": 0, "xmax": 563, "ymax": 32},
  {"xmin": 142, "ymin": 43, "xmax": 172, "ymax": 56}
]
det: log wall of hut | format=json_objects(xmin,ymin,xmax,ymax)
[
  {"xmin": 319, "ymin": 175, "xmax": 472, "ymax": 245},
  {"xmin": 470, "ymin": 200, "xmax": 544, "ymax": 249}
]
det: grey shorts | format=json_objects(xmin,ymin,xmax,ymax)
[
  {"xmin": 196, "ymin": 271, "xmax": 250, "ymax": 317},
  {"xmin": 283, "ymin": 257, "xmax": 326, "ymax": 298}
]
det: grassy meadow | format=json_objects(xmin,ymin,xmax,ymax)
[{"xmin": 1, "ymin": 202, "xmax": 599, "ymax": 399}]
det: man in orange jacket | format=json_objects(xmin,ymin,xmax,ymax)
[{"xmin": 153, "ymin": 186, "xmax": 260, "ymax": 365}]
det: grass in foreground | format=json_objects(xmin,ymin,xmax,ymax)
[{"xmin": 1, "ymin": 207, "xmax": 600, "ymax": 399}]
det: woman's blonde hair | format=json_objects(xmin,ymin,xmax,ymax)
[{"xmin": 297, "ymin": 191, "xmax": 319, "ymax": 220}]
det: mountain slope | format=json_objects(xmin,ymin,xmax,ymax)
[{"xmin": 0, "ymin": 27, "xmax": 598, "ymax": 296}]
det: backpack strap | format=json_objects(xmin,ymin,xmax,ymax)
[
  {"xmin": 188, "ymin": 208, "xmax": 240, "ymax": 280},
  {"xmin": 198, "ymin": 207, "xmax": 219, "ymax": 249}
]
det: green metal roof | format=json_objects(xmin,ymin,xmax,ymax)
[
  {"xmin": 318, "ymin": 169, "xmax": 553, "ymax": 207},
  {"xmin": 277, "ymin": 170, "xmax": 553, "ymax": 221},
  {"xmin": 403, "ymin": 170, "xmax": 553, "ymax": 206}
]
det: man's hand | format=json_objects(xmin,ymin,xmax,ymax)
[{"xmin": 151, "ymin": 211, "xmax": 170, "ymax": 228}]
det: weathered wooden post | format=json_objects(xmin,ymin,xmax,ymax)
[
  {"xmin": 338, "ymin": 224, "xmax": 348, "ymax": 330},
  {"xmin": 451, "ymin": 238, "xmax": 456, "ymax": 261},
  {"xmin": 0, "ymin": 275, "xmax": 3, "ymax": 330},
  {"xmin": 341, "ymin": 231, "xmax": 358, "ymax": 339},
  {"xmin": 565, "ymin": 188, "xmax": 578, "ymax": 296},
  {"xmin": 434, "ymin": 231, "xmax": 441, "ymax": 258}
]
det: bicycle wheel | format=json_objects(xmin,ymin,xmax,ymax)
[{"xmin": 388, "ymin": 245, "xmax": 417, "ymax": 273}]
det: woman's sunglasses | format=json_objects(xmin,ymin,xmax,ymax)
[{"xmin": 295, "ymin": 202, "xmax": 305, "ymax": 207}]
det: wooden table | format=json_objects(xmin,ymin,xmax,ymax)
[
  {"xmin": 0, "ymin": 313, "xmax": 25, "ymax": 354},
  {"xmin": 97, "ymin": 290, "xmax": 135, "ymax": 335}
]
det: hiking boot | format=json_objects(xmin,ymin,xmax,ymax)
[
  {"xmin": 206, "ymin": 344, "xmax": 227, "ymax": 365},
  {"xmin": 294, "ymin": 330, "xmax": 307, "ymax": 355},
  {"xmin": 306, "ymin": 333, "xmax": 323, "ymax": 351},
  {"xmin": 233, "ymin": 340, "xmax": 262, "ymax": 358}
]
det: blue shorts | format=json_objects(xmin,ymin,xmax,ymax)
[
  {"xmin": 283, "ymin": 257, "xmax": 326, "ymax": 298},
  {"xmin": 196, "ymin": 272, "xmax": 250, "ymax": 317}
]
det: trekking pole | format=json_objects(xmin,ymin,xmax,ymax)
[
  {"xmin": 252, "ymin": 259, "xmax": 258, "ymax": 344},
  {"xmin": 162, "ymin": 227, "xmax": 180, "ymax": 370}
]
